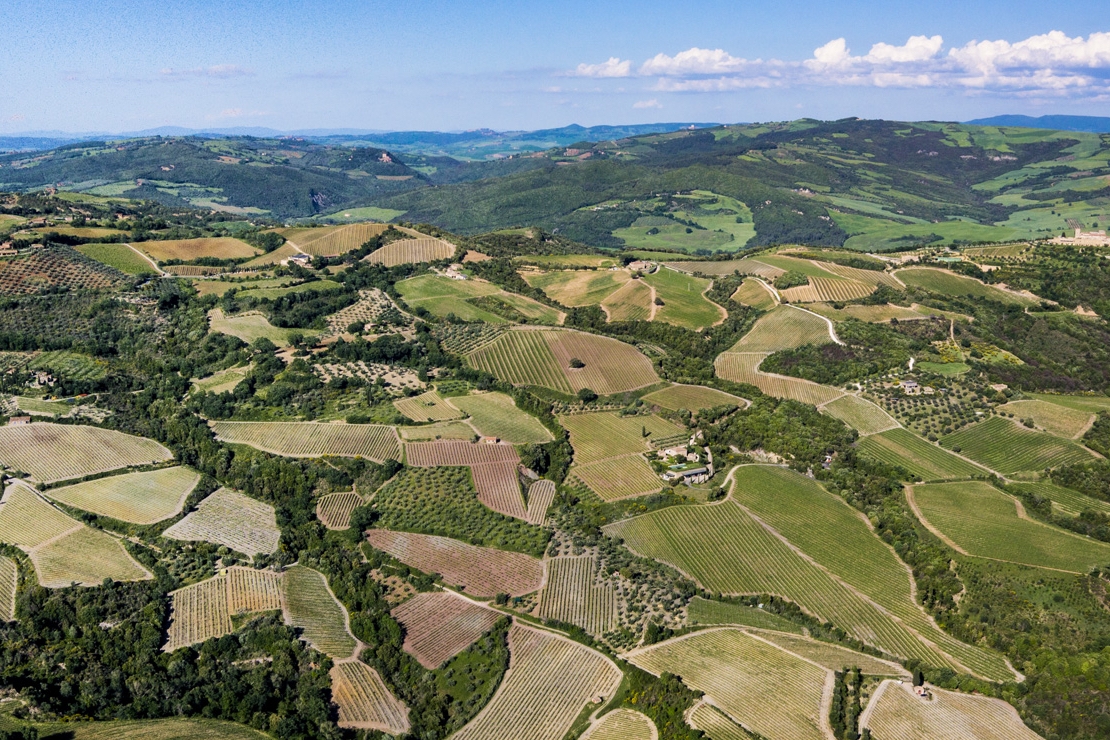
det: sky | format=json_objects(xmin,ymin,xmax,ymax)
[{"xmin": 3, "ymin": 0, "xmax": 1109, "ymax": 134}]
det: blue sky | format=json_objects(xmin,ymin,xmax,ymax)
[{"xmin": 4, "ymin": 0, "xmax": 1109, "ymax": 133}]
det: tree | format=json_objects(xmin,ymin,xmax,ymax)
[
  {"xmin": 569, "ymin": 357, "xmax": 585, "ymax": 369},
  {"xmin": 577, "ymin": 388, "xmax": 598, "ymax": 403}
]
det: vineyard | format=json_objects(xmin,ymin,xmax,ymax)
[
  {"xmin": 31, "ymin": 525, "xmax": 153, "ymax": 588},
  {"xmin": 0, "ymin": 483, "xmax": 85, "ymax": 547},
  {"xmin": 666, "ymin": 258, "xmax": 784, "ymax": 278},
  {"xmin": 572, "ymin": 455, "xmax": 663, "ymax": 501},
  {"xmin": 58, "ymin": 718, "xmax": 273, "ymax": 739},
  {"xmin": 729, "ymin": 278, "xmax": 777, "ymax": 310},
  {"xmin": 225, "ymin": 566, "xmax": 284, "ymax": 614},
  {"xmin": 0, "ymin": 557, "xmax": 15, "ymax": 621},
  {"xmin": 0, "ymin": 423, "xmax": 173, "ymax": 483},
  {"xmin": 365, "ymin": 237, "xmax": 455, "ymax": 265},
  {"xmin": 282, "ymin": 223, "xmax": 391, "ymax": 256},
  {"xmin": 471, "ymin": 462, "xmax": 528, "ymax": 519},
  {"xmin": 405, "ymin": 439, "xmax": 519, "ymax": 467},
  {"xmin": 316, "ymin": 492, "xmax": 364, "ymax": 530},
  {"xmin": 394, "ymin": 390, "xmax": 465, "ymax": 422},
  {"xmin": 0, "ymin": 246, "xmax": 127, "ymax": 294},
  {"xmin": 728, "ymin": 306, "xmax": 834, "ymax": 352},
  {"xmin": 910, "ymin": 482, "xmax": 1110, "ymax": 572},
  {"xmin": 451, "ymin": 623, "xmax": 621, "ymax": 740},
  {"xmin": 600, "ymin": 278, "xmax": 652, "ymax": 321},
  {"xmin": 640, "ymin": 267, "xmax": 725, "ymax": 330},
  {"xmin": 687, "ymin": 704, "xmax": 752, "ymax": 740},
  {"xmin": 392, "ymin": 591, "xmax": 502, "ymax": 668},
  {"xmin": 537, "ymin": 556, "xmax": 618, "ymax": 636},
  {"xmin": 557, "ymin": 413, "xmax": 685, "ymax": 465},
  {"xmin": 714, "ymin": 352, "xmax": 845, "ymax": 406},
  {"xmin": 779, "ymin": 276, "xmax": 875, "ymax": 303},
  {"xmin": 133, "ymin": 237, "xmax": 259, "ymax": 261},
  {"xmin": 996, "ymin": 399, "xmax": 1093, "ymax": 438},
  {"xmin": 211, "ymin": 421, "xmax": 402, "ymax": 462},
  {"xmin": 46, "ymin": 466, "xmax": 201, "ymax": 524},
  {"xmin": 283, "ymin": 565, "xmax": 358, "ymax": 658},
  {"xmin": 75, "ymin": 242, "xmax": 158, "ymax": 275},
  {"xmin": 686, "ymin": 597, "xmax": 804, "ymax": 633},
  {"xmin": 939, "ymin": 416, "xmax": 1096, "ymax": 474},
  {"xmin": 581, "ymin": 710, "xmax": 656, "ymax": 740},
  {"xmin": 895, "ymin": 268, "xmax": 1036, "ymax": 306},
  {"xmin": 1011, "ymin": 481, "xmax": 1110, "ymax": 518},
  {"xmin": 526, "ymin": 480, "xmax": 556, "ymax": 526},
  {"xmin": 330, "ymin": 661, "xmax": 411, "ymax": 734},
  {"xmin": 162, "ymin": 488, "xmax": 281, "ymax": 557},
  {"xmin": 467, "ymin": 330, "xmax": 571, "ymax": 392},
  {"xmin": 749, "ymin": 629, "xmax": 908, "ymax": 676},
  {"xmin": 807, "ymin": 303, "xmax": 934, "ymax": 323},
  {"xmin": 448, "ymin": 392, "xmax": 554, "ymax": 444},
  {"xmin": 821, "ymin": 262, "xmax": 903, "ymax": 287},
  {"xmin": 625, "ymin": 628, "xmax": 830, "ymax": 740},
  {"xmin": 642, "ymin": 384, "xmax": 746, "ymax": 412},
  {"xmin": 165, "ymin": 567, "xmax": 283, "ymax": 651},
  {"xmin": 365, "ymin": 529, "xmax": 544, "ymax": 596},
  {"xmin": 822, "ymin": 395, "xmax": 900, "ymax": 436},
  {"xmin": 862, "ymin": 680, "xmax": 1043, "ymax": 740},
  {"xmin": 399, "ymin": 421, "xmax": 477, "ymax": 442},
  {"xmin": 857, "ymin": 428, "xmax": 988, "ymax": 480}
]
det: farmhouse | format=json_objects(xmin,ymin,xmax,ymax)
[{"xmin": 6, "ymin": 416, "xmax": 30, "ymax": 426}]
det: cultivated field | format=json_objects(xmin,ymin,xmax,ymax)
[
  {"xmin": 687, "ymin": 704, "xmax": 752, "ymax": 740},
  {"xmin": 392, "ymin": 591, "xmax": 502, "ymax": 668},
  {"xmin": 730, "ymin": 278, "xmax": 777, "ymax": 309},
  {"xmin": 164, "ymin": 567, "xmax": 283, "ymax": 651},
  {"xmin": 46, "ymin": 466, "xmax": 201, "ymax": 524},
  {"xmin": 0, "ymin": 557, "xmax": 16, "ymax": 621},
  {"xmin": 780, "ymin": 276, "xmax": 874, "ymax": 303},
  {"xmin": 394, "ymin": 390, "xmax": 465, "ymax": 422},
  {"xmin": 1011, "ymin": 481, "xmax": 1110, "ymax": 518},
  {"xmin": 283, "ymin": 565, "xmax": 358, "ymax": 658},
  {"xmin": 526, "ymin": 479, "xmax": 556, "ymax": 526},
  {"xmin": 538, "ymin": 556, "xmax": 618, "ymax": 636},
  {"xmin": 728, "ymin": 306, "xmax": 833, "ymax": 352},
  {"xmin": 471, "ymin": 462, "xmax": 528, "ymax": 519},
  {"xmin": 666, "ymin": 259, "xmax": 784, "ymax": 278},
  {"xmin": 403, "ymin": 440, "xmax": 526, "ymax": 518},
  {"xmin": 207, "ymin": 308, "xmax": 303, "ymax": 347},
  {"xmin": 0, "ymin": 422, "xmax": 173, "ymax": 483},
  {"xmin": 997, "ymin": 399, "xmax": 1093, "ymax": 438},
  {"xmin": 862, "ymin": 680, "xmax": 1042, "ymax": 740},
  {"xmin": 642, "ymin": 384, "xmax": 747, "ymax": 412},
  {"xmin": 134, "ymin": 237, "xmax": 259, "ymax": 261},
  {"xmin": 398, "ymin": 274, "xmax": 562, "ymax": 324},
  {"xmin": 939, "ymin": 416, "xmax": 1095, "ymax": 474},
  {"xmin": 365, "ymin": 530, "xmax": 544, "ymax": 597},
  {"xmin": 451, "ymin": 623, "xmax": 621, "ymax": 740},
  {"xmin": 641, "ymin": 267, "xmax": 725, "ymax": 330},
  {"xmin": 398, "ymin": 421, "xmax": 477, "ymax": 441},
  {"xmin": 625, "ymin": 629, "xmax": 830, "ymax": 740},
  {"xmin": 162, "ymin": 487, "xmax": 280, "ymax": 556},
  {"xmin": 910, "ymin": 482, "xmax": 1110, "ymax": 572},
  {"xmin": 365, "ymin": 237, "xmax": 455, "ymax": 266},
  {"xmin": 282, "ymin": 223, "xmax": 391, "ymax": 257},
  {"xmin": 822, "ymin": 395, "xmax": 900, "ymax": 435},
  {"xmin": 858, "ymin": 428, "xmax": 988, "ymax": 480},
  {"xmin": 686, "ymin": 597, "xmax": 804, "ymax": 633},
  {"xmin": 57, "ymin": 718, "xmax": 272, "ymax": 739},
  {"xmin": 523, "ymin": 269, "xmax": 630, "ymax": 306},
  {"xmin": 558, "ymin": 413, "xmax": 686, "ymax": 465},
  {"xmin": 75, "ymin": 242, "xmax": 158, "ymax": 275},
  {"xmin": 600, "ymin": 278, "xmax": 653, "ymax": 321},
  {"xmin": 212, "ymin": 421, "xmax": 402, "ymax": 462},
  {"xmin": 573, "ymin": 455, "xmax": 664, "ymax": 501},
  {"xmin": 581, "ymin": 710, "xmax": 656, "ymax": 740},
  {"xmin": 749, "ymin": 629, "xmax": 908, "ymax": 676},
  {"xmin": 807, "ymin": 302, "xmax": 933, "ymax": 323},
  {"xmin": 316, "ymin": 492, "xmax": 364, "ymax": 530},
  {"xmin": 714, "ymin": 352, "xmax": 845, "ymax": 405},
  {"xmin": 467, "ymin": 328, "xmax": 659, "ymax": 395},
  {"xmin": 330, "ymin": 661, "xmax": 411, "ymax": 734},
  {"xmin": 895, "ymin": 268, "xmax": 1036, "ymax": 306},
  {"xmin": 448, "ymin": 392, "xmax": 554, "ymax": 444}
]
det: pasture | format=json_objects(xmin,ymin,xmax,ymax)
[
  {"xmin": 134, "ymin": 237, "xmax": 259, "ymax": 261},
  {"xmin": 207, "ymin": 308, "xmax": 304, "ymax": 347},
  {"xmin": 330, "ymin": 661, "xmax": 411, "ymax": 734},
  {"xmin": 895, "ymin": 268, "xmax": 1036, "ymax": 305},
  {"xmin": 366, "ymin": 529, "xmax": 544, "ymax": 596},
  {"xmin": 666, "ymin": 258, "xmax": 784, "ymax": 279},
  {"xmin": 0, "ymin": 557, "xmax": 15, "ymax": 621},
  {"xmin": 642, "ymin": 384, "xmax": 746, "ymax": 412},
  {"xmin": 365, "ymin": 237, "xmax": 456, "ymax": 266},
  {"xmin": 822, "ymin": 395, "xmax": 900, "ymax": 435},
  {"xmin": 467, "ymin": 328, "xmax": 659, "ymax": 395},
  {"xmin": 573, "ymin": 455, "xmax": 664, "ymax": 501},
  {"xmin": 581, "ymin": 710, "xmax": 656, "ymax": 740},
  {"xmin": 909, "ymin": 482, "xmax": 1110, "ymax": 572},
  {"xmin": 714, "ymin": 352, "xmax": 845, "ymax": 406},
  {"xmin": 283, "ymin": 565, "xmax": 358, "ymax": 658},
  {"xmin": 451, "ymin": 624, "xmax": 621, "ymax": 740},
  {"xmin": 526, "ymin": 479, "xmax": 556, "ymax": 526},
  {"xmin": 448, "ymin": 392, "xmax": 554, "ymax": 444},
  {"xmin": 862, "ymin": 680, "xmax": 1042, "ymax": 740},
  {"xmin": 997, "ymin": 399, "xmax": 1093, "ymax": 438},
  {"xmin": 398, "ymin": 274, "xmax": 561, "ymax": 324},
  {"xmin": 858, "ymin": 428, "xmax": 988, "ymax": 480},
  {"xmin": 212, "ymin": 421, "xmax": 402, "ymax": 462},
  {"xmin": 728, "ymin": 306, "xmax": 833, "ymax": 352},
  {"xmin": 279, "ymin": 222, "xmax": 390, "ymax": 256},
  {"xmin": 316, "ymin": 492, "xmax": 364, "ymax": 529},
  {"xmin": 75, "ymin": 243, "xmax": 157, "ymax": 275},
  {"xmin": 162, "ymin": 487, "xmax": 281, "ymax": 556},
  {"xmin": 730, "ymin": 278, "xmax": 777, "ymax": 309},
  {"xmin": 0, "ymin": 423, "xmax": 173, "ymax": 484},
  {"xmin": 46, "ymin": 466, "xmax": 200, "ymax": 524},
  {"xmin": 538, "ymin": 556, "xmax": 618, "ymax": 636},
  {"xmin": 939, "ymin": 416, "xmax": 1095, "ymax": 474},
  {"xmin": 521, "ymin": 269, "xmax": 629, "ymax": 307},
  {"xmin": 394, "ymin": 390, "xmax": 465, "ymax": 422},
  {"xmin": 392, "ymin": 591, "xmax": 501, "ymax": 668},
  {"xmin": 625, "ymin": 629, "xmax": 830, "ymax": 740},
  {"xmin": 641, "ymin": 267, "xmax": 726, "ymax": 330}
]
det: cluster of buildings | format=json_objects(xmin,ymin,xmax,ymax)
[{"xmin": 657, "ymin": 434, "xmax": 713, "ymax": 484}]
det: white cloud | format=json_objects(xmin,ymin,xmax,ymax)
[
  {"xmin": 866, "ymin": 35, "xmax": 944, "ymax": 64},
  {"xmin": 806, "ymin": 38, "xmax": 851, "ymax": 69},
  {"xmin": 640, "ymin": 47, "xmax": 756, "ymax": 76},
  {"xmin": 161, "ymin": 64, "xmax": 253, "ymax": 79},
  {"xmin": 572, "ymin": 57, "xmax": 632, "ymax": 78},
  {"xmin": 633, "ymin": 98, "xmax": 662, "ymax": 109}
]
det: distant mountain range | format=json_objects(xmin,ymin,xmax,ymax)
[{"xmin": 965, "ymin": 115, "xmax": 1110, "ymax": 133}]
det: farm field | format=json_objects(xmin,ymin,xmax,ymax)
[
  {"xmin": 0, "ymin": 422, "xmax": 173, "ymax": 483},
  {"xmin": 448, "ymin": 392, "xmax": 554, "ymax": 444},
  {"xmin": 398, "ymin": 421, "xmax": 476, "ymax": 441},
  {"xmin": 895, "ymin": 267, "xmax": 1037, "ymax": 305},
  {"xmin": 822, "ymin": 395, "xmax": 900, "ymax": 435},
  {"xmin": 600, "ymin": 277, "xmax": 653, "ymax": 321},
  {"xmin": 858, "ymin": 428, "xmax": 988, "ymax": 480},
  {"xmin": 365, "ymin": 237, "xmax": 456, "ymax": 266},
  {"xmin": 997, "ymin": 399, "xmax": 1094, "ymax": 438},
  {"xmin": 625, "ymin": 628, "xmax": 830, "ymax": 740},
  {"xmin": 686, "ymin": 597, "xmax": 804, "ymax": 633},
  {"xmin": 282, "ymin": 222, "xmax": 391, "ymax": 256},
  {"xmin": 642, "ymin": 384, "xmax": 747, "ymax": 412},
  {"xmin": 365, "ymin": 529, "xmax": 544, "ymax": 596},
  {"xmin": 31, "ymin": 525, "xmax": 153, "ymax": 588},
  {"xmin": 687, "ymin": 704, "xmax": 752, "ymax": 740},
  {"xmin": 909, "ymin": 482, "xmax": 1110, "ymax": 572},
  {"xmin": 641, "ymin": 267, "xmax": 725, "ymax": 330},
  {"xmin": 522, "ymin": 268, "xmax": 630, "ymax": 306},
  {"xmin": 316, "ymin": 492, "xmax": 364, "ymax": 529},
  {"xmin": 397, "ymin": 274, "xmax": 561, "ymax": 324},
  {"xmin": 44, "ymin": 718, "xmax": 273, "ymax": 739},
  {"xmin": 466, "ymin": 328, "xmax": 659, "ymax": 395},
  {"xmin": 730, "ymin": 278, "xmax": 777, "ymax": 309},
  {"xmin": 748, "ymin": 629, "xmax": 908, "ymax": 676},
  {"xmin": 1010, "ymin": 481, "xmax": 1110, "ymax": 518},
  {"xmin": 714, "ymin": 352, "xmax": 845, "ymax": 406},
  {"xmin": 862, "ymin": 680, "xmax": 1042, "ymax": 740},
  {"xmin": 283, "ymin": 565, "xmax": 358, "ymax": 658},
  {"xmin": 133, "ymin": 237, "xmax": 259, "ymax": 261},
  {"xmin": 212, "ymin": 420, "xmax": 402, "ymax": 462},
  {"xmin": 526, "ymin": 479, "xmax": 557, "ymax": 525},
  {"xmin": 666, "ymin": 258, "xmax": 784, "ymax": 278},
  {"xmin": 162, "ymin": 487, "xmax": 281, "ymax": 556},
  {"xmin": 558, "ymin": 412, "xmax": 685, "ymax": 465},
  {"xmin": 394, "ymin": 389, "xmax": 465, "ymax": 422},
  {"xmin": 207, "ymin": 308, "xmax": 306, "ymax": 347},
  {"xmin": 573, "ymin": 455, "xmax": 664, "ymax": 501},
  {"xmin": 538, "ymin": 556, "xmax": 618, "ymax": 636},
  {"xmin": 164, "ymin": 567, "xmax": 283, "ymax": 650},
  {"xmin": 45, "ymin": 466, "xmax": 200, "ymax": 524},
  {"xmin": 806, "ymin": 302, "xmax": 933, "ymax": 323},
  {"xmin": 939, "ymin": 416, "xmax": 1096, "ymax": 474},
  {"xmin": 581, "ymin": 710, "xmax": 656, "ymax": 740},
  {"xmin": 75, "ymin": 242, "xmax": 158, "ymax": 274},
  {"xmin": 330, "ymin": 661, "xmax": 411, "ymax": 734},
  {"xmin": 451, "ymin": 623, "xmax": 621, "ymax": 740},
  {"xmin": 1026, "ymin": 392, "xmax": 1110, "ymax": 413},
  {"xmin": 392, "ymin": 591, "xmax": 501, "ymax": 668},
  {"xmin": 728, "ymin": 305, "xmax": 833, "ymax": 352},
  {"xmin": 0, "ymin": 557, "xmax": 16, "ymax": 621}
]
